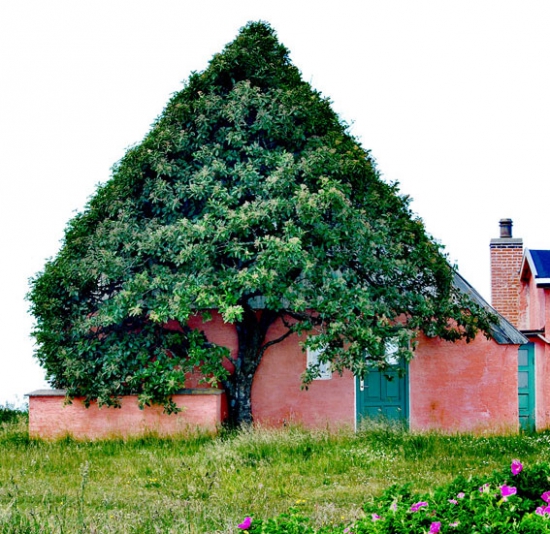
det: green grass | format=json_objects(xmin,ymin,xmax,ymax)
[{"xmin": 1, "ymin": 413, "xmax": 550, "ymax": 533}]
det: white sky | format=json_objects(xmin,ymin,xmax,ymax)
[{"xmin": 1, "ymin": 1, "xmax": 549, "ymax": 405}]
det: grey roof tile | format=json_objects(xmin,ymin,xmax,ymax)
[{"xmin": 453, "ymin": 272, "xmax": 528, "ymax": 345}]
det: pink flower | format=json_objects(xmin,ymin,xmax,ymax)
[
  {"xmin": 479, "ymin": 483, "xmax": 490, "ymax": 493},
  {"xmin": 410, "ymin": 501, "xmax": 428, "ymax": 512},
  {"xmin": 542, "ymin": 491, "xmax": 550, "ymax": 503},
  {"xmin": 457, "ymin": 492, "xmax": 465, "ymax": 499},
  {"xmin": 429, "ymin": 522, "xmax": 441, "ymax": 534},
  {"xmin": 448, "ymin": 499, "xmax": 458, "ymax": 505},
  {"xmin": 237, "ymin": 517, "xmax": 252, "ymax": 530},
  {"xmin": 371, "ymin": 513, "xmax": 381, "ymax": 521},
  {"xmin": 511, "ymin": 459, "xmax": 523, "ymax": 475},
  {"xmin": 500, "ymin": 485, "xmax": 517, "ymax": 498},
  {"xmin": 536, "ymin": 505, "xmax": 550, "ymax": 516},
  {"xmin": 390, "ymin": 502, "xmax": 398, "ymax": 512}
]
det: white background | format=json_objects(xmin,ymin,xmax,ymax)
[{"xmin": 1, "ymin": 1, "xmax": 549, "ymax": 405}]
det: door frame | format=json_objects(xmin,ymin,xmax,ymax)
[{"xmin": 518, "ymin": 342, "xmax": 535, "ymax": 432}]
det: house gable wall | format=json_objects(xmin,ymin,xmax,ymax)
[
  {"xmin": 519, "ymin": 273, "xmax": 547, "ymax": 332},
  {"xmin": 533, "ymin": 337, "xmax": 550, "ymax": 429},
  {"xmin": 518, "ymin": 259, "xmax": 550, "ymax": 430}
]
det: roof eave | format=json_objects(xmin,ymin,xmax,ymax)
[
  {"xmin": 520, "ymin": 249, "xmax": 538, "ymax": 281},
  {"xmin": 453, "ymin": 272, "xmax": 528, "ymax": 345}
]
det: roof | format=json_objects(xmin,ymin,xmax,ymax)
[
  {"xmin": 453, "ymin": 272, "xmax": 528, "ymax": 345},
  {"xmin": 521, "ymin": 249, "xmax": 550, "ymax": 286}
]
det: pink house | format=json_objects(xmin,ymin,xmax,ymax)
[
  {"xmin": 251, "ymin": 270, "xmax": 526, "ymax": 434},
  {"xmin": 30, "ymin": 219, "xmax": 547, "ymax": 438}
]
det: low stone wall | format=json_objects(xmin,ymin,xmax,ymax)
[{"xmin": 27, "ymin": 389, "xmax": 227, "ymax": 440}]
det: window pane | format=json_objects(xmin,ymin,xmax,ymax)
[
  {"xmin": 518, "ymin": 371, "xmax": 529, "ymax": 389},
  {"xmin": 518, "ymin": 349, "xmax": 528, "ymax": 367}
]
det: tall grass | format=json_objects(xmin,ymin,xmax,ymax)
[{"xmin": 1, "ymin": 412, "xmax": 549, "ymax": 533}]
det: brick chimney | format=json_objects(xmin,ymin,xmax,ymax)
[{"xmin": 490, "ymin": 219, "xmax": 523, "ymax": 326}]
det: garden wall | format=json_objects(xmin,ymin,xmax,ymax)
[{"xmin": 28, "ymin": 389, "xmax": 226, "ymax": 440}]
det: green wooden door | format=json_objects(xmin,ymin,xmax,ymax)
[
  {"xmin": 518, "ymin": 343, "xmax": 535, "ymax": 432},
  {"xmin": 356, "ymin": 362, "xmax": 408, "ymax": 425}
]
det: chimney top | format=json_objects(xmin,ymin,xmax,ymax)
[
  {"xmin": 499, "ymin": 218, "xmax": 513, "ymax": 239},
  {"xmin": 490, "ymin": 219, "xmax": 522, "ymax": 247}
]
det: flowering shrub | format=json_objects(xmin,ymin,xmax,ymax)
[
  {"xmin": 242, "ymin": 461, "xmax": 550, "ymax": 533},
  {"xmin": 353, "ymin": 460, "xmax": 550, "ymax": 533},
  {"xmin": 511, "ymin": 459, "xmax": 523, "ymax": 475},
  {"xmin": 242, "ymin": 508, "xmax": 319, "ymax": 533},
  {"xmin": 238, "ymin": 517, "xmax": 252, "ymax": 530}
]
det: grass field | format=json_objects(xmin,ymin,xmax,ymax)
[{"xmin": 1, "ymin": 410, "xmax": 550, "ymax": 533}]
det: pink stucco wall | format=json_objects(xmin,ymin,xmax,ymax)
[
  {"xmin": 409, "ymin": 333, "xmax": 519, "ymax": 433},
  {"xmin": 519, "ymin": 274, "xmax": 547, "ymax": 331},
  {"xmin": 533, "ymin": 337, "xmax": 550, "ymax": 430},
  {"xmin": 255, "ymin": 323, "xmax": 523, "ymax": 433},
  {"xmin": 251, "ymin": 320, "xmax": 355, "ymax": 429},
  {"xmin": 186, "ymin": 311, "xmax": 355, "ymax": 429},
  {"xmin": 524, "ymin": 284, "xmax": 550, "ymax": 430},
  {"xmin": 28, "ymin": 390, "xmax": 226, "ymax": 440}
]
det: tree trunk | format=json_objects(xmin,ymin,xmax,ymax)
[
  {"xmin": 224, "ymin": 306, "xmax": 278, "ymax": 427},
  {"xmin": 227, "ymin": 366, "xmax": 256, "ymax": 426}
]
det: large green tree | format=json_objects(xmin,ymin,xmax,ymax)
[{"xmin": 28, "ymin": 22, "xmax": 494, "ymax": 425}]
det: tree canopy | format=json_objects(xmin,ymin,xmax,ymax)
[{"xmin": 28, "ymin": 21, "xmax": 495, "ymax": 424}]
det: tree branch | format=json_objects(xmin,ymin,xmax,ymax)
[{"xmin": 258, "ymin": 327, "xmax": 294, "ymax": 359}]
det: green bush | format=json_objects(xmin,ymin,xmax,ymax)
[
  {"xmin": 353, "ymin": 460, "xmax": 550, "ymax": 533},
  {"xmin": 0, "ymin": 403, "xmax": 27, "ymax": 424}
]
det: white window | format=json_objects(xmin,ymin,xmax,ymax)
[
  {"xmin": 384, "ymin": 338, "xmax": 400, "ymax": 366},
  {"xmin": 306, "ymin": 346, "xmax": 332, "ymax": 380},
  {"xmin": 366, "ymin": 338, "xmax": 402, "ymax": 369}
]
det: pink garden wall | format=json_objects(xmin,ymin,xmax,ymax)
[{"xmin": 28, "ymin": 389, "xmax": 226, "ymax": 440}]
